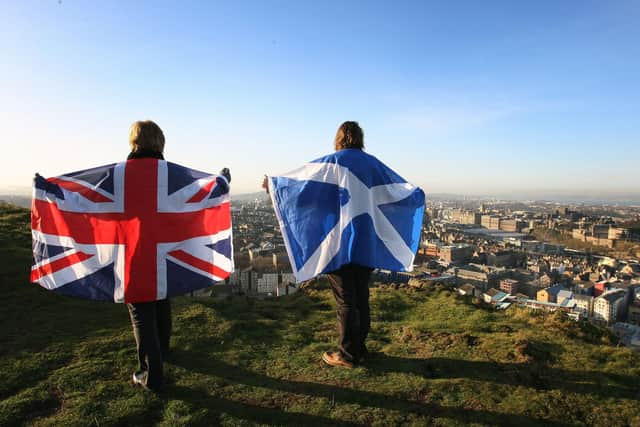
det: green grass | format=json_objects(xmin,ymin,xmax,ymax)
[{"xmin": 2, "ymin": 203, "xmax": 640, "ymax": 426}]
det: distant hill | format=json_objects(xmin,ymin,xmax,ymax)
[
  {"xmin": 1, "ymin": 204, "xmax": 639, "ymax": 426},
  {"xmin": 231, "ymin": 191, "xmax": 270, "ymax": 202},
  {"xmin": 427, "ymin": 192, "xmax": 640, "ymax": 205},
  {"xmin": 0, "ymin": 195, "xmax": 30, "ymax": 208},
  {"xmin": 0, "ymin": 192, "xmax": 269, "ymax": 209}
]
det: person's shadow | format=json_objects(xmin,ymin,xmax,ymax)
[
  {"xmin": 167, "ymin": 383, "xmax": 360, "ymax": 426},
  {"xmin": 168, "ymin": 347, "xmax": 578, "ymax": 426},
  {"xmin": 365, "ymin": 352, "xmax": 639, "ymax": 400}
]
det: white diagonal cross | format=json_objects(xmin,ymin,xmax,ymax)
[{"xmin": 272, "ymin": 162, "xmax": 418, "ymax": 281}]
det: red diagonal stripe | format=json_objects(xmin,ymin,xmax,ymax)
[
  {"xmin": 31, "ymin": 251, "xmax": 94, "ymax": 281},
  {"xmin": 167, "ymin": 249, "xmax": 229, "ymax": 279},
  {"xmin": 187, "ymin": 179, "xmax": 216, "ymax": 203},
  {"xmin": 49, "ymin": 177, "xmax": 112, "ymax": 203},
  {"xmin": 31, "ymin": 199, "xmax": 123, "ymax": 243}
]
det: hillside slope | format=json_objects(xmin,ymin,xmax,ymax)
[{"xmin": 1, "ymin": 203, "xmax": 639, "ymax": 427}]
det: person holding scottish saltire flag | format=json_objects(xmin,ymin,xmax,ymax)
[
  {"xmin": 31, "ymin": 120, "xmax": 233, "ymax": 391},
  {"xmin": 264, "ymin": 121, "xmax": 424, "ymax": 368}
]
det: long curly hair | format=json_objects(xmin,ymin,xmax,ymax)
[{"xmin": 334, "ymin": 121, "xmax": 364, "ymax": 151}]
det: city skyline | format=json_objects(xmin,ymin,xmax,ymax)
[{"xmin": 1, "ymin": 1, "xmax": 639, "ymax": 195}]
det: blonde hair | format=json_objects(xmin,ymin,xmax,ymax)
[
  {"xmin": 129, "ymin": 120, "xmax": 165, "ymax": 153},
  {"xmin": 334, "ymin": 121, "xmax": 364, "ymax": 151}
]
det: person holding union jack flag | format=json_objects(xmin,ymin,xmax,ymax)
[
  {"xmin": 31, "ymin": 120, "xmax": 233, "ymax": 391},
  {"xmin": 125, "ymin": 121, "xmax": 232, "ymax": 391},
  {"xmin": 124, "ymin": 121, "xmax": 173, "ymax": 391},
  {"xmin": 264, "ymin": 121, "xmax": 425, "ymax": 369}
]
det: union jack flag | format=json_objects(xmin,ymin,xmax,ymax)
[{"xmin": 31, "ymin": 159, "xmax": 233, "ymax": 303}]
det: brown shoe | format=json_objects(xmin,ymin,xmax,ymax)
[{"xmin": 322, "ymin": 351, "xmax": 354, "ymax": 368}]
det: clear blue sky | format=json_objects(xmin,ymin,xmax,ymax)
[{"xmin": 1, "ymin": 0, "xmax": 639, "ymax": 196}]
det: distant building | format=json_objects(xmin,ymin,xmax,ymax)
[
  {"xmin": 537, "ymin": 284, "xmax": 566, "ymax": 303},
  {"xmin": 593, "ymin": 289, "xmax": 626, "ymax": 325},
  {"xmin": 439, "ymin": 244, "xmax": 475, "ymax": 264},
  {"xmin": 426, "ymin": 207, "xmax": 440, "ymax": 220},
  {"xmin": 425, "ymin": 242, "xmax": 441, "ymax": 257},
  {"xmin": 592, "ymin": 224, "xmax": 610, "ymax": 239},
  {"xmin": 521, "ymin": 299, "xmax": 564, "ymax": 312},
  {"xmin": 608, "ymin": 227, "xmax": 628, "ymax": 240},
  {"xmin": 538, "ymin": 273, "xmax": 553, "ymax": 287},
  {"xmin": 499, "ymin": 279, "xmax": 519, "ymax": 294},
  {"xmin": 574, "ymin": 281, "xmax": 594, "ymax": 296},
  {"xmin": 593, "ymin": 281, "xmax": 607, "ymax": 297},
  {"xmin": 571, "ymin": 225, "xmax": 627, "ymax": 249},
  {"xmin": 451, "ymin": 209, "xmax": 481, "ymax": 225},
  {"xmin": 256, "ymin": 273, "xmax": 279, "ymax": 294},
  {"xmin": 522, "ymin": 239, "xmax": 541, "ymax": 251},
  {"xmin": 487, "ymin": 250, "xmax": 525, "ymax": 268},
  {"xmin": 573, "ymin": 294, "xmax": 594, "ymax": 318},
  {"xmin": 499, "ymin": 219, "xmax": 526, "ymax": 233},
  {"xmin": 520, "ymin": 240, "xmax": 542, "ymax": 253},
  {"xmin": 540, "ymin": 242, "xmax": 564, "ymax": 254},
  {"xmin": 483, "ymin": 288, "xmax": 509, "ymax": 306},
  {"xmin": 481, "ymin": 215, "xmax": 501, "ymax": 229},
  {"xmin": 490, "ymin": 216, "xmax": 501, "ymax": 230},
  {"xmin": 276, "ymin": 274, "xmax": 298, "ymax": 297},
  {"xmin": 456, "ymin": 265, "xmax": 490, "ymax": 288},
  {"xmin": 627, "ymin": 300, "xmax": 640, "ymax": 326},
  {"xmin": 610, "ymin": 282, "xmax": 638, "ymax": 320},
  {"xmin": 457, "ymin": 283, "xmax": 480, "ymax": 298},
  {"xmin": 557, "ymin": 289, "xmax": 574, "ymax": 305},
  {"xmin": 239, "ymin": 268, "xmax": 259, "ymax": 293},
  {"xmin": 572, "ymin": 228, "xmax": 587, "ymax": 241}
]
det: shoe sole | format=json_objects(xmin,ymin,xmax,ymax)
[{"xmin": 322, "ymin": 353, "xmax": 354, "ymax": 368}]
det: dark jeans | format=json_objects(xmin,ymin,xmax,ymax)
[
  {"xmin": 126, "ymin": 299, "xmax": 172, "ymax": 390},
  {"xmin": 326, "ymin": 264, "xmax": 373, "ymax": 362}
]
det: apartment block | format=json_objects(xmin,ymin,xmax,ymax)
[
  {"xmin": 593, "ymin": 289, "xmax": 626, "ymax": 325},
  {"xmin": 499, "ymin": 279, "xmax": 519, "ymax": 294}
]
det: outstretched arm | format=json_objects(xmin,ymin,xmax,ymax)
[{"xmin": 219, "ymin": 168, "xmax": 231, "ymax": 183}]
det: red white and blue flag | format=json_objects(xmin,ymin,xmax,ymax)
[{"xmin": 30, "ymin": 159, "xmax": 233, "ymax": 303}]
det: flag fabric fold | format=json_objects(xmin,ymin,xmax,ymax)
[
  {"xmin": 31, "ymin": 159, "xmax": 233, "ymax": 303},
  {"xmin": 268, "ymin": 149, "xmax": 425, "ymax": 283}
]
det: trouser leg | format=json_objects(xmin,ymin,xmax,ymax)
[
  {"xmin": 127, "ymin": 301, "xmax": 163, "ymax": 390},
  {"xmin": 156, "ymin": 299, "xmax": 172, "ymax": 358},
  {"xmin": 327, "ymin": 267, "xmax": 361, "ymax": 362},
  {"xmin": 354, "ymin": 266, "xmax": 372, "ymax": 355}
]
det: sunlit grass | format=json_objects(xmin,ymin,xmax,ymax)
[{"xmin": 1, "ymin": 204, "xmax": 639, "ymax": 426}]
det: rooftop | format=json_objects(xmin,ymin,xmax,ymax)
[{"xmin": 599, "ymin": 289, "xmax": 627, "ymax": 303}]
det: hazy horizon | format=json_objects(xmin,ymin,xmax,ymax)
[
  {"xmin": 2, "ymin": 1, "xmax": 639, "ymax": 195},
  {"xmin": 3, "ymin": 184, "xmax": 640, "ymax": 206}
]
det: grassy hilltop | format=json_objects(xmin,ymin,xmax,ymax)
[{"xmin": 1, "ymin": 203, "xmax": 639, "ymax": 427}]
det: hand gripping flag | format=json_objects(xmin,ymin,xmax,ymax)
[
  {"xmin": 31, "ymin": 159, "xmax": 233, "ymax": 303},
  {"xmin": 268, "ymin": 149, "xmax": 425, "ymax": 283}
]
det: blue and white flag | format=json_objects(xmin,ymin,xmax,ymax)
[{"xmin": 268, "ymin": 149, "xmax": 425, "ymax": 283}]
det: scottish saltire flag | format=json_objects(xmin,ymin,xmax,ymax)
[
  {"xmin": 268, "ymin": 149, "xmax": 425, "ymax": 283},
  {"xmin": 31, "ymin": 159, "xmax": 233, "ymax": 303}
]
